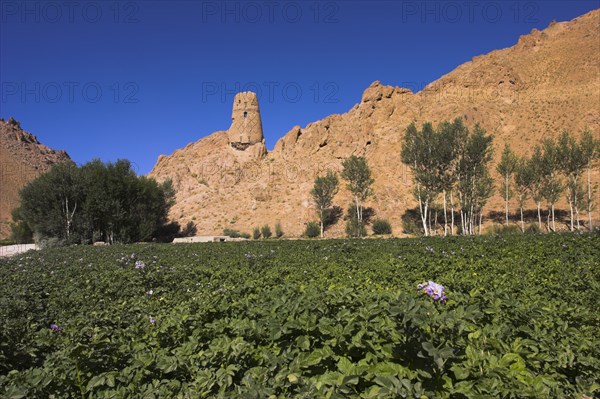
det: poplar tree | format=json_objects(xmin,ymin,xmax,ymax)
[
  {"xmin": 540, "ymin": 138, "xmax": 563, "ymax": 232},
  {"xmin": 557, "ymin": 131, "xmax": 586, "ymax": 231},
  {"xmin": 514, "ymin": 157, "xmax": 533, "ymax": 232},
  {"xmin": 579, "ymin": 130, "xmax": 600, "ymax": 231},
  {"xmin": 527, "ymin": 146, "xmax": 545, "ymax": 230},
  {"xmin": 496, "ymin": 144, "xmax": 517, "ymax": 226},
  {"xmin": 311, "ymin": 170, "xmax": 339, "ymax": 238},
  {"xmin": 341, "ymin": 156, "xmax": 374, "ymax": 237}
]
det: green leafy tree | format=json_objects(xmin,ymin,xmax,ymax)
[
  {"xmin": 455, "ymin": 124, "xmax": 494, "ymax": 235},
  {"xmin": 540, "ymin": 138, "xmax": 564, "ymax": 232},
  {"xmin": 18, "ymin": 159, "xmax": 175, "ymax": 244},
  {"xmin": 579, "ymin": 130, "xmax": 600, "ymax": 231},
  {"xmin": 436, "ymin": 118, "xmax": 465, "ymax": 236},
  {"xmin": 341, "ymin": 156, "xmax": 374, "ymax": 237},
  {"xmin": 558, "ymin": 131, "xmax": 587, "ymax": 231},
  {"xmin": 275, "ymin": 222, "xmax": 284, "ymax": 238},
  {"xmin": 514, "ymin": 157, "xmax": 533, "ymax": 232},
  {"xmin": 252, "ymin": 227, "xmax": 261, "ymax": 240},
  {"xmin": 19, "ymin": 162, "xmax": 83, "ymax": 242},
  {"xmin": 402, "ymin": 119, "xmax": 464, "ymax": 236},
  {"xmin": 310, "ymin": 170, "xmax": 339, "ymax": 238},
  {"xmin": 9, "ymin": 207, "xmax": 33, "ymax": 243},
  {"xmin": 401, "ymin": 122, "xmax": 437, "ymax": 236},
  {"xmin": 496, "ymin": 144, "xmax": 517, "ymax": 226},
  {"xmin": 527, "ymin": 146, "xmax": 546, "ymax": 230}
]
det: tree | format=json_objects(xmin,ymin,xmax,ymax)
[
  {"xmin": 557, "ymin": 131, "xmax": 587, "ymax": 231},
  {"xmin": 514, "ymin": 157, "xmax": 533, "ymax": 232},
  {"xmin": 19, "ymin": 162, "xmax": 83, "ymax": 242},
  {"xmin": 455, "ymin": 124, "xmax": 494, "ymax": 235},
  {"xmin": 436, "ymin": 118, "xmax": 465, "ymax": 236},
  {"xmin": 252, "ymin": 227, "xmax": 261, "ymax": 240},
  {"xmin": 17, "ymin": 159, "xmax": 176, "ymax": 244},
  {"xmin": 579, "ymin": 130, "xmax": 600, "ymax": 231},
  {"xmin": 496, "ymin": 144, "xmax": 517, "ymax": 226},
  {"xmin": 341, "ymin": 156, "xmax": 374, "ymax": 237},
  {"xmin": 401, "ymin": 122, "xmax": 438, "ymax": 236},
  {"xmin": 310, "ymin": 170, "xmax": 339, "ymax": 238},
  {"xmin": 527, "ymin": 146, "xmax": 545, "ymax": 230},
  {"xmin": 9, "ymin": 207, "xmax": 33, "ymax": 243},
  {"xmin": 540, "ymin": 138, "xmax": 563, "ymax": 232}
]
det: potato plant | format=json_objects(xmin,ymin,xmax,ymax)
[{"xmin": 0, "ymin": 234, "xmax": 598, "ymax": 398}]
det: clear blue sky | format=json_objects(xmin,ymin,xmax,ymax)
[{"xmin": 1, "ymin": 0, "xmax": 598, "ymax": 174}]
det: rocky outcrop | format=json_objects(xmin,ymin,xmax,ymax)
[
  {"xmin": 149, "ymin": 9, "xmax": 600, "ymax": 237},
  {"xmin": 0, "ymin": 119, "xmax": 72, "ymax": 239}
]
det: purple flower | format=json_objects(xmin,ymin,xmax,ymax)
[
  {"xmin": 417, "ymin": 281, "xmax": 447, "ymax": 302},
  {"xmin": 149, "ymin": 316, "xmax": 156, "ymax": 324},
  {"xmin": 135, "ymin": 260, "xmax": 145, "ymax": 269},
  {"xmin": 50, "ymin": 324, "xmax": 63, "ymax": 333}
]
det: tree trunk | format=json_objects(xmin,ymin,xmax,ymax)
[
  {"xmin": 443, "ymin": 190, "xmax": 448, "ymax": 237},
  {"xmin": 505, "ymin": 176, "xmax": 509, "ymax": 226},
  {"xmin": 478, "ymin": 211, "xmax": 483, "ymax": 235},
  {"xmin": 422, "ymin": 201, "xmax": 429, "ymax": 237},
  {"xmin": 537, "ymin": 202, "xmax": 542, "ymax": 230},
  {"xmin": 320, "ymin": 209, "xmax": 324, "ymax": 238},
  {"xmin": 568, "ymin": 200, "xmax": 574, "ymax": 232},
  {"xmin": 355, "ymin": 196, "xmax": 361, "ymax": 237},
  {"xmin": 428, "ymin": 208, "xmax": 433, "ymax": 236},
  {"xmin": 551, "ymin": 204, "xmax": 556, "ymax": 232},
  {"xmin": 520, "ymin": 205, "xmax": 524, "ymax": 233},
  {"xmin": 588, "ymin": 166, "xmax": 593, "ymax": 231},
  {"xmin": 469, "ymin": 203, "xmax": 475, "ymax": 235},
  {"xmin": 450, "ymin": 191, "xmax": 455, "ymax": 236}
]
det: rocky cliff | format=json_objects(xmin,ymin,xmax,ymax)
[
  {"xmin": 0, "ymin": 119, "xmax": 72, "ymax": 239},
  {"xmin": 150, "ymin": 9, "xmax": 600, "ymax": 237}
]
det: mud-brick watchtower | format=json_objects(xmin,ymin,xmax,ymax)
[{"xmin": 228, "ymin": 91, "xmax": 264, "ymax": 150}]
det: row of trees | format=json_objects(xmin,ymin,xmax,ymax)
[
  {"xmin": 311, "ymin": 155, "xmax": 376, "ymax": 238},
  {"xmin": 400, "ymin": 118, "xmax": 599, "ymax": 236},
  {"xmin": 497, "ymin": 130, "xmax": 599, "ymax": 232},
  {"xmin": 12, "ymin": 159, "xmax": 178, "ymax": 244},
  {"xmin": 401, "ymin": 118, "xmax": 494, "ymax": 236}
]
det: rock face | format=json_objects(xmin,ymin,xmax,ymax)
[
  {"xmin": 0, "ymin": 119, "xmax": 72, "ymax": 239},
  {"xmin": 150, "ymin": 9, "xmax": 600, "ymax": 237}
]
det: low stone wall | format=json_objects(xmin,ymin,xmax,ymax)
[{"xmin": 0, "ymin": 244, "xmax": 39, "ymax": 257}]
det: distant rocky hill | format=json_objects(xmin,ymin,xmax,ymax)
[
  {"xmin": 0, "ymin": 119, "xmax": 71, "ymax": 239},
  {"xmin": 152, "ymin": 9, "xmax": 597, "ymax": 236}
]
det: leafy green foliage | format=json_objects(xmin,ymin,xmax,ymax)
[
  {"xmin": 305, "ymin": 221, "xmax": 321, "ymax": 238},
  {"xmin": 311, "ymin": 171, "xmax": 340, "ymax": 237},
  {"xmin": 496, "ymin": 144, "xmax": 517, "ymax": 226},
  {"xmin": 342, "ymin": 156, "xmax": 374, "ymax": 237},
  {"xmin": 0, "ymin": 234, "xmax": 598, "ymax": 398},
  {"xmin": 223, "ymin": 229, "xmax": 251, "ymax": 239},
  {"xmin": 261, "ymin": 225, "xmax": 272, "ymax": 239},
  {"xmin": 275, "ymin": 223, "xmax": 284, "ymax": 238},
  {"xmin": 252, "ymin": 227, "xmax": 261, "ymax": 240},
  {"xmin": 372, "ymin": 219, "xmax": 392, "ymax": 235},
  {"xmin": 17, "ymin": 159, "xmax": 175, "ymax": 244}
]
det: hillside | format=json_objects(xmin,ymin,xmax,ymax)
[
  {"xmin": 0, "ymin": 119, "xmax": 71, "ymax": 239},
  {"xmin": 150, "ymin": 9, "xmax": 598, "ymax": 237}
]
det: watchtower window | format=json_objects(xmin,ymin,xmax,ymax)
[{"xmin": 243, "ymin": 111, "xmax": 248, "ymax": 119}]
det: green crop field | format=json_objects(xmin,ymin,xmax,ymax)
[{"xmin": 1, "ymin": 234, "xmax": 599, "ymax": 398}]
